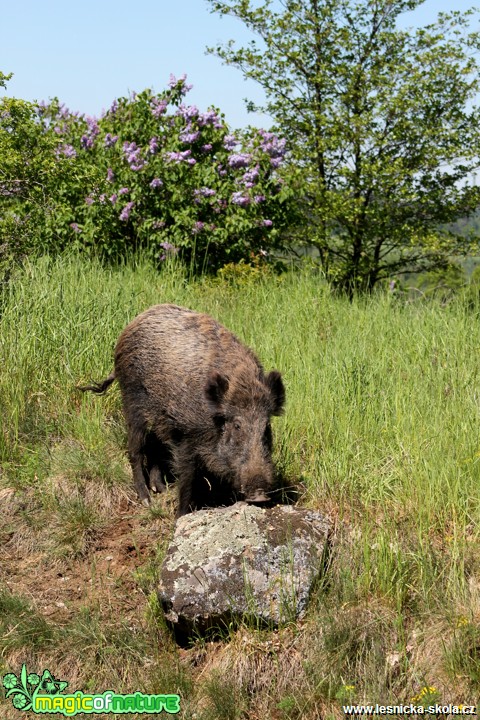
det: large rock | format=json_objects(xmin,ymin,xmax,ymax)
[{"xmin": 158, "ymin": 503, "xmax": 330, "ymax": 640}]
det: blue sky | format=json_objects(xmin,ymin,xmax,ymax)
[{"xmin": 2, "ymin": 0, "xmax": 478, "ymax": 128}]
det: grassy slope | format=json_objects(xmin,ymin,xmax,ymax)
[{"xmin": 1, "ymin": 254, "xmax": 479, "ymax": 718}]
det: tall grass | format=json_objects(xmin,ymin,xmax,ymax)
[{"xmin": 1, "ymin": 252, "xmax": 479, "ymax": 715}]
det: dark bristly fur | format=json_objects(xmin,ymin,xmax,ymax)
[{"xmin": 81, "ymin": 304, "xmax": 285, "ymax": 515}]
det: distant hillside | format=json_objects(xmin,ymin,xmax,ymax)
[{"xmin": 448, "ymin": 208, "xmax": 480, "ymax": 237}]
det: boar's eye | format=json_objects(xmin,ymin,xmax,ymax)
[{"xmin": 233, "ymin": 420, "xmax": 241, "ymax": 431}]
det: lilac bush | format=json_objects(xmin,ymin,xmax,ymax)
[{"xmin": 2, "ymin": 75, "xmax": 291, "ymax": 272}]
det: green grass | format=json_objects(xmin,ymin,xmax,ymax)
[{"xmin": 1, "ymin": 252, "xmax": 480, "ymax": 717}]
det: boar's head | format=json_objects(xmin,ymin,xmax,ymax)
[{"xmin": 204, "ymin": 367, "xmax": 285, "ymax": 503}]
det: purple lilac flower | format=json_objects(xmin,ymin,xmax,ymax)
[
  {"xmin": 123, "ymin": 141, "xmax": 137, "ymax": 155},
  {"xmin": 0, "ymin": 182, "xmax": 17, "ymax": 197},
  {"xmin": 228, "ymin": 153, "xmax": 251, "ymax": 169},
  {"xmin": 217, "ymin": 164, "xmax": 227, "ymax": 177},
  {"xmin": 119, "ymin": 201, "xmax": 135, "ymax": 222},
  {"xmin": 168, "ymin": 73, "xmax": 193, "ymax": 95},
  {"xmin": 149, "ymin": 137, "xmax": 159, "ymax": 154},
  {"xmin": 99, "ymin": 194, "xmax": 107, "ymax": 204},
  {"xmin": 165, "ymin": 149, "xmax": 192, "ymax": 163},
  {"xmin": 179, "ymin": 130, "xmax": 200, "ymax": 143},
  {"xmin": 81, "ymin": 135, "xmax": 94, "ymax": 149},
  {"xmin": 53, "ymin": 126, "xmax": 62, "ymax": 135},
  {"xmin": 79, "ymin": 117, "xmax": 100, "ymax": 149},
  {"xmin": 122, "ymin": 141, "xmax": 145, "ymax": 169},
  {"xmin": 109, "ymin": 99, "xmax": 119, "ymax": 115},
  {"xmin": 223, "ymin": 135, "xmax": 238, "ymax": 150},
  {"xmin": 85, "ymin": 196, "xmax": 94, "ymax": 206},
  {"xmin": 194, "ymin": 187, "xmax": 216, "ymax": 198},
  {"xmin": 159, "ymin": 240, "xmax": 179, "ymax": 261},
  {"xmin": 262, "ymin": 219, "xmax": 273, "ymax": 227},
  {"xmin": 254, "ymin": 194, "xmax": 266, "ymax": 203},
  {"xmin": 130, "ymin": 158, "xmax": 146, "ymax": 171},
  {"xmin": 231, "ymin": 191, "xmax": 251, "ymax": 206},
  {"xmin": 86, "ymin": 116, "xmax": 100, "ymax": 134},
  {"xmin": 110, "ymin": 194, "xmax": 118, "ymax": 205},
  {"xmin": 198, "ymin": 109, "xmax": 223, "ymax": 128},
  {"xmin": 107, "ymin": 168, "xmax": 115, "ymax": 182},
  {"xmin": 153, "ymin": 220, "xmax": 166, "ymax": 230},
  {"xmin": 259, "ymin": 130, "xmax": 286, "ymax": 159},
  {"xmin": 119, "ymin": 187, "xmax": 130, "ymax": 195},
  {"xmin": 150, "ymin": 178, "xmax": 163, "ymax": 189},
  {"xmin": 192, "ymin": 221, "xmax": 205, "ymax": 234},
  {"xmin": 176, "ymin": 104, "xmax": 199, "ymax": 121},
  {"xmin": 202, "ymin": 143, "xmax": 212, "ymax": 152},
  {"xmin": 151, "ymin": 98, "xmax": 168, "ymax": 117},
  {"xmin": 270, "ymin": 157, "xmax": 282, "ymax": 168},
  {"xmin": 57, "ymin": 144, "xmax": 77, "ymax": 158},
  {"xmin": 105, "ymin": 133, "xmax": 118, "ymax": 148},
  {"xmin": 242, "ymin": 165, "xmax": 259, "ymax": 185},
  {"xmin": 70, "ymin": 222, "xmax": 82, "ymax": 233},
  {"xmin": 258, "ymin": 129, "xmax": 275, "ymax": 142}
]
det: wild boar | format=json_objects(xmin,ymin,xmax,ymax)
[{"xmin": 81, "ymin": 304, "xmax": 285, "ymax": 515}]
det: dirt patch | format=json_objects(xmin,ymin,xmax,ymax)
[{"xmin": 1, "ymin": 490, "xmax": 176, "ymax": 629}]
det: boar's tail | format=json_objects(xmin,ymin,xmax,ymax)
[{"xmin": 78, "ymin": 371, "xmax": 116, "ymax": 395}]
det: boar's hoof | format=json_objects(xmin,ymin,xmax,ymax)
[{"xmin": 149, "ymin": 466, "xmax": 166, "ymax": 494}]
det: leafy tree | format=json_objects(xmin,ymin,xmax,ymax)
[
  {"xmin": 417, "ymin": 262, "xmax": 466, "ymax": 302},
  {"xmin": 0, "ymin": 73, "xmax": 292, "ymax": 274},
  {"xmin": 0, "ymin": 71, "xmax": 12, "ymax": 89},
  {"xmin": 207, "ymin": 0, "xmax": 480, "ymax": 295},
  {"xmin": 0, "ymin": 83, "xmax": 71, "ymax": 278}
]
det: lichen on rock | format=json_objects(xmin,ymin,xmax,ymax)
[{"xmin": 158, "ymin": 503, "xmax": 331, "ymax": 641}]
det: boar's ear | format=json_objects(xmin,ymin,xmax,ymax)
[
  {"xmin": 205, "ymin": 371, "xmax": 229, "ymax": 407},
  {"xmin": 266, "ymin": 370, "xmax": 285, "ymax": 416}
]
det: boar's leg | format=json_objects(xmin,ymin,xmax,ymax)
[
  {"xmin": 144, "ymin": 433, "xmax": 170, "ymax": 494},
  {"xmin": 126, "ymin": 426, "xmax": 151, "ymax": 505},
  {"xmin": 131, "ymin": 454, "xmax": 150, "ymax": 505},
  {"xmin": 172, "ymin": 443, "xmax": 197, "ymax": 517},
  {"xmin": 176, "ymin": 473, "xmax": 195, "ymax": 517}
]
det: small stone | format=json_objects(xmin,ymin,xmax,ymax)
[{"xmin": 386, "ymin": 651, "xmax": 401, "ymax": 668}]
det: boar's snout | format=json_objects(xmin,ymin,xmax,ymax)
[
  {"xmin": 239, "ymin": 461, "xmax": 274, "ymax": 503},
  {"xmin": 244, "ymin": 487, "xmax": 270, "ymax": 503}
]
